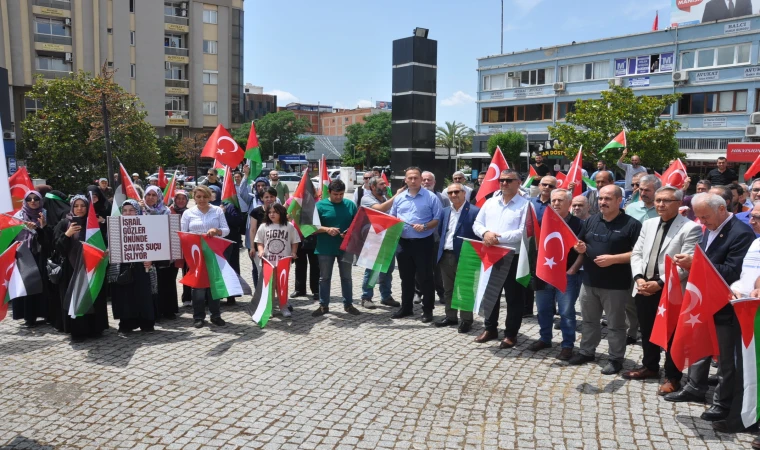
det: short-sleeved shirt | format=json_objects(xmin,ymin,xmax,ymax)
[
  {"xmin": 577, "ymin": 211, "xmax": 642, "ymax": 290},
  {"xmin": 532, "ymin": 164, "xmax": 553, "ymax": 186},
  {"xmin": 706, "ymin": 168, "xmax": 738, "ymax": 187},
  {"xmin": 389, "ymin": 188, "xmax": 442, "ymax": 239},
  {"xmin": 315, "ymin": 198, "xmax": 357, "ymax": 255},
  {"xmin": 254, "ymin": 222, "xmax": 300, "ymax": 263},
  {"xmin": 361, "ymin": 193, "xmax": 386, "ymax": 209},
  {"xmin": 248, "ymin": 205, "xmax": 268, "ymax": 234},
  {"xmin": 624, "ymin": 201, "xmax": 658, "ymax": 223},
  {"xmin": 272, "ymin": 182, "xmax": 289, "ymax": 203}
]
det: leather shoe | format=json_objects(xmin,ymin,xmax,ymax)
[
  {"xmin": 626, "ymin": 336, "xmax": 637, "ymax": 345},
  {"xmin": 474, "ymin": 329, "xmax": 498, "ymax": 343},
  {"xmin": 528, "ymin": 340, "xmax": 551, "ymax": 352},
  {"xmin": 712, "ymin": 420, "xmax": 743, "ymax": 434},
  {"xmin": 700, "ymin": 405, "xmax": 729, "ymax": 422},
  {"xmin": 568, "ymin": 353, "xmax": 595, "ymax": 365},
  {"xmin": 621, "ymin": 367, "xmax": 659, "ymax": 380},
  {"xmin": 421, "ymin": 311, "xmax": 433, "ymax": 323},
  {"xmin": 601, "ymin": 360, "xmax": 622, "ymax": 375},
  {"xmin": 708, "ymin": 374, "xmax": 719, "ymax": 386},
  {"xmin": 658, "ymin": 379, "xmax": 681, "ymax": 396},
  {"xmin": 499, "ymin": 337, "xmax": 517, "ymax": 349},
  {"xmin": 391, "ymin": 309, "xmax": 414, "ymax": 319},
  {"xmin": 664, "ymin": 389, "xmax": 705, "ymax": 403},
  {"xmin": 458, "ymin": 321, "xmax": 472, "ymax": 333},
  {"xmin": 290, "ymin": 290, "xmax": 306, "ymax": 298},
  {"xmin": 435, "ymin": 317, "xmax": 459, "ymax": 328},
  {"xmin": 557, "ymin": 348, "xmax": 573, "ymax": 361}
]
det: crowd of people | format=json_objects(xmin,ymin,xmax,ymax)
[{"xmin": 7, "ymin": 153, "xmax": 760, "ymax": 444}]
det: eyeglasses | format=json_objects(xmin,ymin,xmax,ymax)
[
  {"xmin": 654, "ymin": 198, "xmax": 679, "ymax": 204},
  {"xmin": 25, "ymin": 196, "xmax": 40, "ymax": 202},
  {"xmin": 540, "ymin": 183, "xmax": 556, "ymax": 188},
  {"xmin": 207, "ymin": 173, "xmax": 216, "ymax": 177},
  {"xmin": 453, "ymin": 177, "xmax": 464, "ymax": 181},
  {"xmin": 499, "ymin": 178, "xmax": 517, "ymax": 184},
  {"xmin": 447, "ymin": 190, "xmax": 461, "ymax": 195},
  {"xmin": 752, "ymin": 188, "xmax": 760, "ymax": 193}
]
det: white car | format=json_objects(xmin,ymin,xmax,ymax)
[{"xmin": 276, "ymin": 173, "xmax": 304, "ymax": 193}]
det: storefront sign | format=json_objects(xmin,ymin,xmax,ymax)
[
  {"xmin": 628, "ymin": 77, "xmax": 650, "ymax": 87},
  {"xmin": 636, "ymin": 56, "xmax": 650, "ymax": 75},
  {"xmin": 744, "ymin": 67, "xmax": 760, "ymax": 78},
  {"xmin": 727, "ymin": 143, "xmax": 760, "ymax": 162},
  {"xmin": 107, "ymin": 215, "xmax": 182, "ymax": 263},
  {"xmin": 702, "ymin": 117, "xmax": 727, "ymax": 128},
  {"xmin": 725, "ymin": 21, "xmax": 751, "ymax": 34},
  {"xmin": 165, "ymin": 55, "xmax": 190, "ymax": 64},
  {"xmin": 694, "ymin": 71, "xmax": 719, "ymax": 82},
  {"xmin": 513, "ymin": 87, "xmax": 545, "ymax": 97},
  {"xmin": 490, "ymin": 91, "xmax": 504, "ymax": 99},
  {"xmin": 615, "ymin": 59, "xmax": 627, "ymax": 77},
  {"xmin": 660, "ymin": 52, "xmax": 674, "ymax": 72}
]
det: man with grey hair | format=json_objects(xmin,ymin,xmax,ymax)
[
  {"xmin": 450, "ymin": 171, "xmax": 473, "ymax": 202},
  {"xmin": 421, "ymin": 171, "xmax": 450, "ymax": 208},
  {"xmin": 625, "ymin": 175, "xmax": 660, "ymax": 223},
  {"xmin": 617, "ymin": 149, "xmax": 647, "ymax": 192},
  {"xmin": 571, "ymin": 195, "xmax": 591, "ymax": 220},
  {"xmin": 736, "ymin": 178, "xmax": 760, "ymax": 228},
  {"xmin": 625, "ymin": 185, "xmax": 702, "ymax": 395},
  {"xmin": 665, "ymin": 193, "xmax": 754, "ymax": 427}
]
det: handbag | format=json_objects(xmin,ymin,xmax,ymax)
[
  {"xmin": 47, "ymin": 258, "xmax": 62, "ymax": 284},
  {"xmin": 108, "ymin": 263, "xmax": 133, "ymax": 285}
]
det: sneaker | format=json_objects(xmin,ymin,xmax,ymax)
[
  {"xmin": 344, "ymin": 305, "xmax": 361, "ymax": 316},
  {"xmin": 193, "ymin": 320, "xmax": 204, "ymax": 328},
  {"xmin": 182, "ymin": 301, "xmax": 192, "ymax": 308},
  {"xmin": 381, "ymin": 297, "xmax": 400, "ymax": 307},
  {"xmin": 361, "ymin": 298, "xmax": 377, "ymax": 310},
  {"xmin": 312, "ymin": 306, "xmax": 329, "ymax": 317},
  {"xmin": 568, "ymin": 353, "xmax": 595, "ymax": 366},
  {"xmin": 210, "ymin": 317, "xmax": 226, "ymax": 326},
  {"xmin": 601, "ymin": 360, "xmax": 622, "ymax": 375},
  {"xmin": 282, "ymin": 308, "xmax": 292, "ymax": 318}
]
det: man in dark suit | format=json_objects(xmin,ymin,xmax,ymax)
[
  {"xmin": 435, "ymin": 182, "xmax": 481, "ymax": 333},
  {"xmin": 665, "ymin": 193, "xmax": 755, "ymax": 424},
  {"xmin": 702, "ymin": 0, "xmax": 753, "ymax": 22}
]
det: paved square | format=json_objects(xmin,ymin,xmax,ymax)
[{"xmin": 0, "ymin": 254, "xmax": 756, "ymax": 449}]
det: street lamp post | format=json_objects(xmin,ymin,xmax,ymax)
[{"xmin": 272, "ymin": 138, "xmax": 280, "ymax": 169}]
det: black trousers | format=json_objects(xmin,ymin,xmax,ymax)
[
  {"xmin": 397, "ymin": 235, "xmax": 435, "ymax": 313},
  {"xmin": 484, "ymin": 258, "xmax": 526, "ymax": 337},
  {"xmin": 294, "ymin": 243, "xmax": 319, "ymax": 295},
  {"xmin": 635, "ymin": 291, "xmax": 681, "ymax": 380}
]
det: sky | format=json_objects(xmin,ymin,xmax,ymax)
[{"xmin": 244, "ymin": 0, "xmax": 671, "ymax": 131}]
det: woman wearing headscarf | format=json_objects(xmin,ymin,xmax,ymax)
[
  {"xmin": 140, "ymin": 185, "xmax": 178, "ymax": 320},
  {"xmin": 170, "ymin": 190, "xmax": 192, "ymax": 307},
  {"xmin": 43, "ymin": 189, "xmax": 71, "ymax": 230},
  {"xmin": 53, "ymin": 195, "xmax": 109, "ymax": 340},
  {"xmin": 39, "ymin": 187, "xmax": 69, "ymax": 329},
  {"xmin": 86, "ymin": 185, "xmax": 110, "ymax": 235},
  {"xmin": 110, "ymin": 200, "xmax": 155, "ymax": 334},
  {"xmin": 11, "ymin": 190, "xmax": 52, "ymax": 327}
]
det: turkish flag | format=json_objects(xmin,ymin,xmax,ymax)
[
  {"xmin": 661, "ymin": 158, "xmax": 688, "ymax": 189},
  {"xmin": 555, "ymin": 171, "xmax": 567, "ymax": 188},
  {"xmin": 565, "ymin": 148, "xmax": 583, "ymax": 197},
  {"xmin": 178, "ymin": 232, "xmax": 209, "ymax": 288},
  {"xmin": 475, "ymin": 146, "xmax": 509, "ymax": 207},
  {"xmin": 536, "ymin": 206, "xmax": 578, "ymax": 293},
  {"xmin": 201, "ymin": 124, "xmax": 244, "ymax": 168},
  {"xmin": 275, "ymin": 256, "xmax": 292, "ymax": 309},
  {"xmin": 654, "ymin": 171, "xmax": 662, "ymax": 180},
  {"xmin": 118, "ymin": 163, "xmax": 142, "ymax": 201},
  {"xmin": 670, "ymin": 246, "xmax": 732, "ymax": 371},
  {"xmin": 8, "ymin": 167, "xmax": 34, "ymax": 212},
  {"xmin": 650, "ymin": 255, "xmax": 684, "ymax": 350},
  {"xmin": 745, "ymin": 153, "xmax": 760, "ymax": 181},
  {"xmin": 157, "ymin": 167, "xmax": 168, "ymax": 189}
]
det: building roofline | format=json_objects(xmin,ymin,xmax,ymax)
[{"xmin": 476, "ymin": 13, "xmax": 760, "ymax": 61}]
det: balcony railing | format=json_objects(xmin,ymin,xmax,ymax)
[
  {"xmin": 35, "ymin": 69, "xmax": 73, "ymax": 79},
  {"xmin": 164, "ymin": 79, "xmax": 189, "ymax": 88},
  {"xmin": 164, "ymin": 15, "xmax": 189, "ymax": 26},
  {"xmin": 165, "ymin": 110, "xmax": 190, "ymax": 126},
  {"xmin": 34, "ymin": 0, "xmax": 71, "ymax": 10},
  {"xmin": 164, "ymin": 47, "xmax": 189, "ymax": 57},
  {"xmin": 677, "ymin": 137, "xmax": 744, "ymax": 150},
  {"xmin": 34, "ymin": 34, "xmax": 72, "ymax": 46}
]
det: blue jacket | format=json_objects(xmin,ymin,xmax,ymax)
[{"xmin": 436, "ymin": 201, "xmax": 480, "ymax": 263}]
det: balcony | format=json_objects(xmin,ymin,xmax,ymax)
[
  {"xmin": 34, "ymin": 34, "xmax": 72, "ymax": 46},
  {"xmin": 164, "ymin": 15, "xmax": 189, "ymax": 26},
  {"xmin": 166, "ymin": 110, "xmax": 189, "ymax": 126},
  {"xmin": 34, "ymin": 0, "xmax": 71, "ymax": 10},
  {"xmin": 164, "ymin": 79, "xmax": 189, "ymax": 89},
  {"xmin": 35, "ymin": 69, "xmax": 73, "ymax": 80},
  {"xmin": 164, "ymin": 47, "xmax": 189, "ymax": 57},
  {"xmin": 677, "ymin": 137, "xmax": 743, "ymax": 150}
]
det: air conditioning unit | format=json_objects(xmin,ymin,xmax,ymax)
[
  {"xmin": 746, "ymin": 125, "xmax": 760, "ymax": 137},
  {"xmin": 64, "ymin": 17, "xmax": 72, "ymax": 26},
  {"xmin": 507, "ymin": 72, "xmax": 515, "ymax": 77},
  {"xmin": 751, "ymin": 112, "xmax": 760, "ymax": 124},
  {"xmin": 180, "ymin": 2, "xmax": 188, "ymax": 8},
  {"xmin": 553, "ymin": 82, "xmax": 565, "ymax": 92},
  {"xmin": 672, "ymin": 71, "xmax": 689, "ymax": 83},
  {"xmin": 613, "ymin": 77, "xmax": 624, "ymax": 86},
  {"xmin": 180, "ymin": 9, "xmax": 188, "ymax": 17},
  {"xmin": 3, "ymin": 131, "xmax": 15, "ymax": 140},
  {"xmin": 64, "ymin": 52, "xmax": 73, "ymax": 62}
]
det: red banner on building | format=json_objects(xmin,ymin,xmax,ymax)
[{"xmin": 727, "ymin": 143, "xmax": 760, "ymax": 163}]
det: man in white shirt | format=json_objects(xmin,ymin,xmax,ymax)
[
  {"xmin": 450, "ymin": 171, "xmax": 473, "ymax": 202},
  {"xmin": 617, "ymin": 149, "xmax": 647, "ymax": 192},
  {"xmin": 472, "ymin": 169, "xmax": 529, "ymax": 348}
]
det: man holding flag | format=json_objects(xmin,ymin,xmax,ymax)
[
  {"xmin": 617, "ymin": 149, "xmax": 647, "ymax": 193},
  {"xmin": 624, "ymin": 186, "xmax": 702, "ymax": 395}
]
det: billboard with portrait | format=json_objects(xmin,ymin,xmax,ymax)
[{"xmin": 671, "ymin": 0, "xmax": 754, "ymax": 27}]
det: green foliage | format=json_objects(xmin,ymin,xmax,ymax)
[
  {"xmin": 548, "ymin": 85, "xmax": 682, "ymax": 170},
  {"xmin": 436, "ymin": 121, "xmax": 474, "ymax": 154},
  {"xmin": 231, "ymin": 111, "xmax": 314, "ymax": 159},
  {"xmin": 18, "ymin": 71, "xmax": 159, "ymax": 194},
  {"xmin": 341, "ymin": 112, "xmax": 391, "ymax": 169},
  {"xmin": 157, "ymin": 135, "xmax": 183, "ymax": 169},
  {"xmin": 487, "ymin": 131, "xmax": 526, "ymax": 170}
]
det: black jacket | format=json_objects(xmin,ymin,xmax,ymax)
[
  {"xmin": 702, "ymin": 0, "xmax": 752, "ymax": 22},
  {"xmin": 700, "ymin": 215, "xmax": 755, "ymax": 286}
]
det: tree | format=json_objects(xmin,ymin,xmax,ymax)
[
  {"xmin": 18, "ymin": 69, "xmax": 159, "ymax": 194},
  {"xmin": 341, "ymin": 112, "xmax": 391, "ymax": 169},
  {"xmin": 548, "ymin": 85, "xmax": 682, "ymax": 170},
  {"xmin": 231, "ymin": 111, "xmax": 314, "ymax": 160},
  {"xmin": 157, "ymin": 135, "xmax": 183, "ymax": 169},
  {"xmin": 436, "ymin": 121, "xmax": 474, "ymax": 172},
  {"xmin": 177, "ymin": 133, "xmax": 208, "ymax": 178},
  {"xmin": 487, "ymin": 131, "xmax": 526, "ymax": 170}
]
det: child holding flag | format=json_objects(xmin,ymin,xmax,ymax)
[{"xmin": 254, "ymin": 203, "xmax": 300, "ymax": 317}]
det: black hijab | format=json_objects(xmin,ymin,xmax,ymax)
[
  {"xmin": 44, "ymin": 189, "xmax": 70, "ymax": 229},
  {"xmin": 86, "ymin": 185, "xmax": 110, "ymax": 218}
]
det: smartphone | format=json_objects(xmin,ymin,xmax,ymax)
[{"xmin": 71, "ymin": 216, "xmax": 86, "ymax": 228}]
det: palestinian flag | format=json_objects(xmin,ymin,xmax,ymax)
[
  {"xmin": 245, "ymin": 121, "xmax": 263, "ymax": 179},
  {"xmin": 287, "ymin": 169, "xmax": 321, "ymax": 237},
  {"xmin": 178, "ymin": 232, "xmax": 243, "ymax": 299},
  {"xmin": 7, "ymin": 244, "xmax": 43, "ymax": 302},
  {"xmin": 522, "ymin": 166, "xmax": 539, "ymax": 189},
  {"xmin": 86, "ymin": 192, "xmax": 106, "ymax": 251},
  {"xmin": 318, "ymin": 155, "xmax": 330, "ymax": 200},
  {"xmin": 213, "ymin": 158, "xmax": 225, "ymax": 178},
  {"xmin": 163, "ymin": 170, "xmax": 178, "ymax": 205},
  {"xmin": 66, "ymin": 242, "xmax": 108, "ymax": 318},
  {"xmin": 381, "ymin": 172, "xmax": 393, "ymax": 198},
  {"xmin": 221, "ymin": 165, "xmax": 239, "ymax": 208},
  {"xmin": 0, "ymin": 242, "xmax": 20, "ymax": 321},
  {"xmin": 0, "ymin": 214, "xmax": 25, "ymax": 252},
  {"xmin": 732, "ymin": 297, "xmax": 760, "ymax": 428},
  {"xmin": 249, "ymin": 258, "xmax": 274, "ymax": 328},
  {"xmin": 158, "ymin": 166, "xmax": 168, "ymax": 189},
  {"xmin": 516, "ymin": 203, "xmax": 540, "ymax": 288},
  {"xmin": 340, "ymin": 207, "xmax": 403, "ymax": 288},
  {"xmin": 452, "ymin": 238, "xmax": 514, "ymax": 317},
  {"xmin": 582, "ymin": 176, "xmax": 597, "ymax": 190},
  {"xmin": 601, "ymin": 130, "xmax": 626, "ymax": 153},
  {"xmin": 9, "ymin": 167, "xmax": 34, "ymax": 212}
]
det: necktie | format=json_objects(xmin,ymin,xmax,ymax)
[
  {"xmin": 729, "ymin": 0, "xmax": 735, "ymax": 15},
  {"xmin": 645, "ymin": 221, "xmax": 665, "ymax": 279}
]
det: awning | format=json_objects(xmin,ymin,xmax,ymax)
[
  {"xmin": 684, "ymin": 152, "xmax": 725, "ymax": 162},
  {"xmin": 280, "ymin": 160, "xmax": 308, "ymax": 165},
  {"xmin": 456, "ymin": 152, "xmax": 492, "ymax": 159}
]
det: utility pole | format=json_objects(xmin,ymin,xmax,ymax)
[{"xmin": 101, "ymin": 93, "xmax": 114, "ymax": 185}]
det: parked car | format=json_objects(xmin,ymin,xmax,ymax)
[
  {"xmin": 277, "ymin": 173, "xmax": 304, "ymax": 193},
  {"xmin": 355, "ymin": 171, "xmax": 365, "ymax": 185}
]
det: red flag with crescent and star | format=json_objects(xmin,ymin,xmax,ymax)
[
  {"xmin": 535, "ymin": 205, "xmax": 578, "ymax": 293},
  {"xmin": 8, "ymin": 167, "xmax": 34, "ymax": 212},
  {"xmin": 565, "ymin": 147, "xmax": 583, "ymax": 197},
  {"xmin": 275, "ymin": 256, "xmax": 292, "ymax": 309},
  {"xmin": 177, "ymin": 232, "xmax": 208, "ymax": 288},
  {"xmin": 475, "ymin": 146, "xmax": 509, "ymax": 207},
  {"xmin": 201, "ymin": 124, "xmax": 244, "ymax": 168},
  {"xmin": 661, "ymin": 158, "xmax": 688, "ymax": 189},
  {"xmin": 555, "ymin": 171, "xmax": 567, "ymax": 188},
  {"xmin": 650, "ymin": 255, "xmax": 684, "ymax": 350},
  {"xmin": 670, "ymin": 245, "xmax": 732, "ymax": 371},
  {"xmin": 745, "ymin": 153, "xmax": 760, "ymax": 181}
]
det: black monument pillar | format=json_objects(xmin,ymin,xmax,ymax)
[{"xmin": 390, "ymin": 31, "xmax": 437, "ymax": 189}]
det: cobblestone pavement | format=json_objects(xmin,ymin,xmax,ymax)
[{"xmin": 0, "ymin": 252, "xmax": 756, "ymax": 449}]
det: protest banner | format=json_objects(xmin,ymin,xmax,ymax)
[{"xmin": 107, "ymin": 215, "xmax": 182, "ymax": 263}]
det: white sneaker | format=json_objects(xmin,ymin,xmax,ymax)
[{"xmin": 282, "ymin": 308, "xmax": 292, "ymax": 318}]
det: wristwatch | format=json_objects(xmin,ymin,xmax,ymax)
[{"xmin": 423, "ymin": 223, "xmax": 428, "ymax": 231}]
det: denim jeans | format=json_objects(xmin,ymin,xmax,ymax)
[
  {"xmin": 318, "ymin": 254, "xmax": 353, "ymax": 307},
  {"xmin": 192, "ymin": 288, "xmax": 221, "ymax": 321},
  {"xmin": 361, "ymin": 255, "xmax": 394, "ymax": 300},
  {"xmin": 535, "ymin": 273, "xmax": 581, "ymax": 348}
]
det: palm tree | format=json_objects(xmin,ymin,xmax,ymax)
[{"xmin": 436, "ymin": 121, "xmax": 475, "ymax": 172}]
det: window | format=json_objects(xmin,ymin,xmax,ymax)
[
  {"xmin": 517, "ymin": 68, "xmax": 555, "ymax": 86},
  {"xmin": 165, "ymin": 63, "xmax": 183, "ymax": 80},
  {"xmin": 557, "ymin": 102, "xmax": 576, "ymax": 119},
  {"xmin": 481, "ymin": 103, "xmax": 553, "ymax": 123},
  {"xmin": 164, "ymin": 2, "xmax": 181, "ymax": 16},
  {"xmin": 130, "ymin": 31, "xmax": 135, "ymax": 46},
  {"xmin": 129, "ymin": 0, "xmax": 134, "ymax": 12},
  {"xmin": 559, "ymin": 61, "xmax": 608, "ymax": 82},
  {"xmin": 679, "ymin": 43, "xmax": 751, "ymax": 70},
  {"xmin": 203, "ymin": 40, "xmax": 218, "ymax": 54},
  {"xmin": 678, "ymin": 90, "xmax": 747, "ymax": 114},
  {"xmin": 202, "ymin": 70, "xmax": 218, "ymax": 85},
  {"xmin": 203, "ymin": 101, "xmax": 218, "ymax": 115},
  {"xmin": 36, "ymin": 56, "xmax": 71, "ymax": 72},
  {"xmin": 164, "ymin": 34, "xmax": 184, "ymax": 48},
  {"xmin": 130, "ymin": 64, "xmax": 135, "ymax": 78},
  {"xmin": 35, "ymin": 18, "xmax": 69, "ymax": 36},
  {"xmin": 165, "ymin": 96, "xmax": 183, "ymax": 111},
  {"xmin": 203, "ymin": 10, "xmax": 218, "ymax": 24},
  {"xmin": 483, "ymin": 74, "xmax": 505, "ymax": 91},
  {"xmin": 107, "ymin": 28, "xmax": 112, "ymax": 34},
  {"xmin": 25, "ymin": 98, "xmax": 43, "ymax": 117}
]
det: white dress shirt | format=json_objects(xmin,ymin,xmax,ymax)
[
  {"xmin": 706, "ymin": 213, "xmax": 734, "ymax": 250},
  {"xmin": 731, "ymin": 237, "xmax": 760, "ymax": 296},
  {"xmin": 472, "ymin": 193, "xmax": 528, "ymax": 252},
  {"xmin": 180, "ymin": 205, "xmax": 230, "ymax": 237},
  {"xmin": 444, "ymin": 203, "xmax": 464, "ymax": 250}
]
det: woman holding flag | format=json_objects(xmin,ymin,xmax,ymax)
[
  {"xmin": 170, "ymin": 190, "xmax": 192, "ymax": 307},
  {"xmin": 140, "ymin": 185, "xmax": 178, "ymax": 321}
]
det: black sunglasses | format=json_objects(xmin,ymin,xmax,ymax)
[
  {"xmin": 540, "ymin": 183, "xmax": 556, "ymax": 188},
  {"xmin": 499, "ymin": 178, "xmax": 517, "ymax": 183},
  {"xmin": 25, "ymin": 196, "xmax": 40, "ymax": 202},
  {"xmin": 447, "ymin": 190, "xmax": 462, "ymax": 195}
]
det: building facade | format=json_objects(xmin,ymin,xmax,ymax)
[
  {"xmin": 281, "ymin": 103, "xmax": 332, "ymax": 134},
  {"xmin": 320, "ymin": 107, "xmax": 387, "ymax": 136},
  {"xmin": 0, "ymin": 0, "xmax": 244, "ymax": 140},
  {"xmin": 243, "ymin": 83, "xmax": 276, "ymax": 122},
  {"xmin": 475, "ymin": 15, "xmax": 760, "ymax": 173}
]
